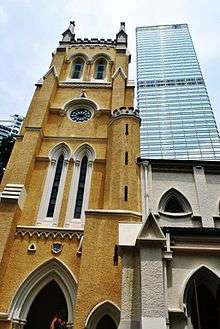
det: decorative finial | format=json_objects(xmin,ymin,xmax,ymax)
[
  {"xmin": 116, "ymin": 21, "xmax": 127, "ymax": 46},
  {"xmin": 69, "ymin": 21, "xmax": 75, "ymax": 34},
  {"xmin": 120, "ymin": 22, "xmax": 126, "ymax": 32},
  {"xmin": 61, "ymin": 20, "xmax": 75, "ymax": 43}
]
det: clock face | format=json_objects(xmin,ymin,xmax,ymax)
[{"xmin": 69, "ymin": 108, "xmax": 92, "ymax": 122}]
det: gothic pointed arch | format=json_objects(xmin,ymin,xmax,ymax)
[
  {"xmin": 9, "ymin": 259, "xmax": 77, "ymax": 328},
  {"xmin": 48, "ymin": 142, "xmax": 71, "ymax": 161},
  {"xmin": 37, "ymin": 143, "xmax": 71, "ymax": 226},
  {"xmin": 85, "ymin": 300, "xmax": 120, "ymax": 329},
  {"xmin": 158, "ymin": 188, "xmax": 192, "ymax": 216},
  {"xmin": 91, "ymin": 53, "xmax": 113, "ymax": 63},
  {"xmin": 69, "ymin": 52, "xmax": 90, "ymax": 63},
  {"xmin": 182, "ymin": 266, "xmax": 220, "ymax": 329},
  {"xmin": 65, "ymin": 143, "xmax": 96, "ymax": 228},
  {"xmin": 90, "ymin": 53, "xmax": 113, "ymax": 81}
]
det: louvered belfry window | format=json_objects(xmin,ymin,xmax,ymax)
[
  {"xmin": 74, "ymin": 155, "xmax": 88, "ymax": 218},
  {"xmin": 47, "ymin": 154, "xmax": 64, "ymax": 217}
]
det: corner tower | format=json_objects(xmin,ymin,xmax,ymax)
[{"xmin": 0, "ymin": 22, "xmax": 141, "ymax": 329}]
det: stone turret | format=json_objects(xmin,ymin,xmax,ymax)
[{"xmin": 61, "ymin": 20, "xmax": 75, "ymax": 43}]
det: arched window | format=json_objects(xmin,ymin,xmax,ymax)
[
  {"xmin": 159, "ymin": 188, "xmax": 192, "ymax": 216},
  {"xmin": 37, "ymin": 143, "xmax": 71, "ymax": 227},
  {"xmin": 71, "ymin": 58, "xmax": 84, "ymax": 79},
  {"xmin": 74, "ymin": 155, "xmax": 88, "ymax": 218},
  {"xmin": 47, "ymin": 154, "xmax": 64, "ymax": 218},
  {"xmin": 184, "ymin": 266, "xmax": 220, "ymax": 329},
  {"xmin": 65, "ymin": 144, "xmax": 95, "ymax": 228},
  {"xmin": 94, "ymin": 59, "xmax": 107, "ymax": 80}
]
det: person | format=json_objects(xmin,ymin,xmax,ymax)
[
  {"xmin": 50, "ymin": 313, "xmax": 67, "ymax": 329},
  {"xmin": 50, "ymin": 313, "xmax": 62, "ymax": 329},
  {"xmin": 60, "ymin": 318, "xmax": 67, "ymax": 329}
]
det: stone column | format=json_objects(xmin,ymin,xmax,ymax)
[
  {"xmin": 193, "ymin": 165, "xmax": 214, "ymax": 227},
  {"xmin": 118, "ymin": 249, "xmax": 140, "ymax": 329},
  {"xmin": 139, "ymin": 245, "xmax": 166, "ymax": 329}
]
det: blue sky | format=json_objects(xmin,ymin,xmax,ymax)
[{"xmin": 1, "ymin": 0, "xmax": 220, "ymax": 128}]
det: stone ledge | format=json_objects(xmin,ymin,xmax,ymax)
[
  {"xmin": 15, "ymin": 225, "xmax": 84, "ymax": 240},
  {"xmin": 0, "ymin": 184, "xmax": 26, "ymax": 210}
]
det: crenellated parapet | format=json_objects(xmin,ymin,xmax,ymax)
[
  {"xmin": 60, "ymin": 21, "xmax": 127, "ymax": 48},
  {"xmin": 112, "ymin": 107, "xmax": 140, "ymax": 120}
]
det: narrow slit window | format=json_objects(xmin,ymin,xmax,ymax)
[
  {"xmin": 125, "ymin": 152, "xmax": 128, "ymax": 165},
  {"xmin": 124, "ymin": 186, "xmax": 128, "ymax": 201},
  {"xmin": 47, "ymin": 154, "xmax": 64, "ymax": 217},
  {"xmin": 74, "ymin": 155, "xmax": 88, "ymax": 218},
  {"xmin": 125, "ymin": 124, "xmax": 129, "ymax": 135}
]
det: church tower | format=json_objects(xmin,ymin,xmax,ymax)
[{"xmin": 0, "ymin": 22, "xmax": 141, "ymax": 329}]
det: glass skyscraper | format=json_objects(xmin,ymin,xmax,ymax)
[{"xmin": 136, "ymin": 24, "xmax": 220, "ymax": 160}]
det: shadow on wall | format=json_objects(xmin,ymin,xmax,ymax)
[{"xmin": 0, "ymin": 136, "xmax": 15, "ymax": 183}]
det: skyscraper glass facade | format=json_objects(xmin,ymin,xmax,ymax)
[{"xmin": 136, "ymin": 24, "xmax": 220, "ymax": 160}]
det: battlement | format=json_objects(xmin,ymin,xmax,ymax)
[
  {"xmin": 61, "ymin": 21, "xmax": 127, "ymax": 47},
  {"xmin": 112, "ymin": 107, "xmax": 140, "ymax": 118}
]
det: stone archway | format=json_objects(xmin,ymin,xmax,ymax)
[
  {"xmin": 85, "ymin": 301, "xmax": 120, "ymax": 329},
  {"xmin": 184, "ymin": 266, "xmax": 220, "ymax": 329},
  {"xmin": 9, "ymin": 259, "xmax": 77, "ymax": 329}
]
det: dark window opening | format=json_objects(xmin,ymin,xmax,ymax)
[
  {"xmin": 95, "ymin": 59, "xmax": 106, "ymax": 80},
  {"xmin": 47, "ymin": 154, "xmax": 64, "ymax": 217},
  {"xmin": 164, "ymin": 197, "xmax": 184, "ymax": 213},
  {"xmin": 125, "ymin": 152, "xmax": 128, "ymax": 165},
  {"xmin": 124, "ymin": 186, "xmax": 128, "ymax": 201},
  {"xmin": 74, "ymin": 155, "xmax": 88, "ymax": 218},
  {"xmin": 125, "ymin": 124, "xmax": 129, "ymax": 135},
  {"xmin": 96, "ymin": 315, "xmax": 117, "ymax": 329},
  {"xmin": 72, "ymin": 59, "xmax": 84, "ymax": 79}
]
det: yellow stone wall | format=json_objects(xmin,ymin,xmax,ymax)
[{"xmin": 0, "ymin": 34, "xmax": 141, "ymax": 329}]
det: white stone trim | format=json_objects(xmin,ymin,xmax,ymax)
[
  {"xmin": 65, "ymin": 144, "xmax": 95, "ymax": 228},
  {"xmin": 158, "ymin": 188, "xmax": 192, "ymax": 217},
  {"xmin": 85, "ymin": 300, "xmax": 120, "ymax": 329},
  {"xmin": 36, "ymin": 143, "xmax": 71, "ymax": 227},
  {"xmin": 15, "ymin": 226, "xmax": 83, "ymax": 240},
  {"xmin": 0, "ymin": 184, "xmax": 26, "ymax": 210},
  {"xmin": 86, "ymin": 209, "xmax": 142, "ymax": 217},
  {"xmin": 9, "ymin": 259, "xmax": 77, "ymax": 327},
  {"xmin": 112, "ymin": 66, "xmax": 127, "ymax": 80}
]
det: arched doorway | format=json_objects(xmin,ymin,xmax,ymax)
[
  {"xmin": 24, "ymin": 280, "xmax": 68, "ymax": 329},
  {"xmin": 9, "ymin": 259, "xmax": 77, "ymax": 329},
  {"xmin": 184, "ymin": 266, "xmax": 220, "ymax": 329},
  {"xmin": 85, "ymin": 300, "xmax": 120, "ymax": 329}
]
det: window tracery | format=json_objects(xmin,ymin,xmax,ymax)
[{"xmin": 37, "ymin": 143, "xmax": 71, "ymax": 227}]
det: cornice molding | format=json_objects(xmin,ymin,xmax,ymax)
[
  {"xmin": 59, "ymin": 81, "xmax": 112, "ymax": 88},
  {"xmin": 85, "ymin": 209, "xmax": 142, "ymax": 219},
  {"xmin": 43, "ymin": 136, "xmax": 108, "ymax": 143},
  {"xmin": 15, "ymin": 226, "xmax": 83, "ymax": 240}
]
